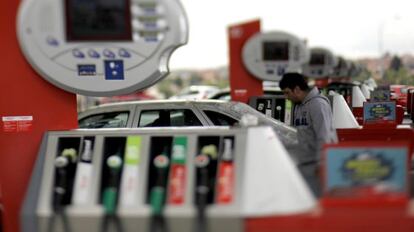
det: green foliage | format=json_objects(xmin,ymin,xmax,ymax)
[
  {"xmin": 352, "ymin": 68, "xmax": 371, "ymax": 82},
  {"xmin": 380, "ymin": 68, "xmax": 414, "ymax": 86},
  {"xmin": 189, "ymin": 74, "xmax": 203, "ymax": 85},
  {"xmin": 156, "ymin": 78, "xmax": 176, "ymax": 98}
]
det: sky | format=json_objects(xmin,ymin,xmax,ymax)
[{"xmin": 168, "ymin": 0, "xmax": 414, "ymax": 70}]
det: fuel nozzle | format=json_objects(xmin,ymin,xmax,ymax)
[
  {"xmin": 53, "ymin": 148, "xmax": 77, "ymax": 210},
  {"xmin": 150, "ymin": 153, "xmax": 170, "ymax": 216},
  {"xmin": 102, "ymin": 155, "xmax": 123, "ymax": 215},
  {"xmin": 194, "ymin": 153, "xmax": 211, "ymax": 232},
  {"xmin": 194, "ymin": 154, "xmax": 210, "ymax": 206}
]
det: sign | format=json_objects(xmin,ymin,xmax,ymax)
[
  {"xmin": 228, "ymin": 20, "xmax": 263, "ymax": 103},
  {"xmin": 323, "ymin": 143, "xmax": 409, "ymax": 198},
  {"xmin": 371, "ymin": 89, "xmax": 391, "ymax": 102},
  {"xmin": 2, "ymin": 116, "xmax": 33, "ymax": 132},
  {"xmin": 363, "ymin": 101, "xmax": 396, "ymax": 125}
]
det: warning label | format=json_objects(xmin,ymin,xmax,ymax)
[{"xmin": 2, "ymin": 116, "xmax": 33, "ymax": 132}]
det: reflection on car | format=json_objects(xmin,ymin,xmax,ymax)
[
  {"xmin": 78, "ymin": 100, "xmax": 298, "ymax": 150},
  {"xmin": 208, "ymin": 87, "xmax": 284, "ymax": 101}
]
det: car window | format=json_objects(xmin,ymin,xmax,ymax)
[
  {"xmin": 138, "ymin": 109, "xmax": 202, "ymax": 127},
  {"xmin": 218, "ymin": 95, "xmax": 231, "ymax": 101},
  {"xmin": 203, "ymin": 110, "xmax": 238, "ymax": 126},
  {"xmin": 78, "ymin": 112, "xmax": 129, "ymax": 128}
]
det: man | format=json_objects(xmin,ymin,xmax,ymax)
[{"xmin": 279, "ymin": 72, "xmax": 338, "ymax": 196}]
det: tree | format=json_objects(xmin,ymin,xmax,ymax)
[
  {"xmin": 381, "ymin": 68, "xmax": 414, "ymax": 86},
  {"xmin": 389, "ymin": 55, "xmax": 403, "ymax": 71}
]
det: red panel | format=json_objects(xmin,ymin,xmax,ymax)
[
  {"xmin": 245, "ymin": 205, "xmax": 413, "ymax": 232},
  {"xmin": 314, "ymin": 78, "xmax": 330, "ymax": 88},
  {"xmin": 336, "ymin": 128, "xmax": 414, "ymax": 158},
  {"xmin": 352, "ymin": 107, "xmax": 363, "ymax": 125},
  {"xmin": 0, "ymin": 1, "xmax": 78, "ymax": 232},
  {"xmin": 228, "ymin": 20, "xmax": 263, "ymax": 103}
]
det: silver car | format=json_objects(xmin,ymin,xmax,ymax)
[{"xmin": 78, "ymin": 99, "xmax": 298, "ymax": 149}]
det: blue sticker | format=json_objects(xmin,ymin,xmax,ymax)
[
  {"xmin": 78, "ymin": 64, "xmax": 96, "ymax": 76},
  {"xmin": 363, "ymin": 101, "xmax": 396, "ymax": 124},
  {"xmin": 326, "ymin": 147, "xmax": 407, "ymax": 194},
  {"xmin": 104, "ymin": 60, "xmax": 124, "ymax": 80}
]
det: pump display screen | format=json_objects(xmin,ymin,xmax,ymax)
[
  {"xmin": 65, "ymin": 0, "xmax": 132, "ymax": 41},
  {"xmin": 263, "ymin": 41, "xmax": 289, "ymax": 61},
  {"xmin": 310, "ymin": 53, "xmax": 325, "ymax": 65}
]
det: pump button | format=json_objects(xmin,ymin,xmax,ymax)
[
  {"xmin": 87, "ymin": 49, "xmax": 100, "ymax": 59},
  {"xmin": 46, "ymin": 36, "xmax": 59, "ymax": 47},
  {"xmin": 118, "ymin": 49, "xmax": 131, "ymax": 58},
  {"xmin": 103, "ymin": 49, "xmax": 116, "ymax": 59},
  {"xmin": 72, "ymin": 49, "xmax": 85, "ymax": 59}
]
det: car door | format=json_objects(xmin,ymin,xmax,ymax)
[{"xmin": 131, "ymin": 102, "xmax": 211, "ymax": 128}]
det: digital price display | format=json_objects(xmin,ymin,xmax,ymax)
[
  {"xmin": 262, "ymin": 41, "xmax": 289, "ymax": 61},
  {"xmin": 65, "ymin": 0, "xmax": 132, "ymax": 41}
]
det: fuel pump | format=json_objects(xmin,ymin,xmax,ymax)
[
  {"xmin": 248, "ymin": 96, "xmax": 293, "ymax": 124},
  {"xmin": 17, "ymin": 0, "xmax": 188, "ymax": 96},
  {"xmin": 331, "ymin": 56, "xmax": 351, "ymax": 80},
  {"xmin": 242, "ymin": 31, "xmax": 310, "ymax": 82},
  {"xmin": 302, "ymin": 47, "xmax": 338, "ymax": 79}
]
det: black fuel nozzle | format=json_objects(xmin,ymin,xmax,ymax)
[
  {"xmin": 52, "ymin": 148, "xmax": 77, "ymax": 211},
  {"xmin": 194, "ymin": 154, "xmax": 210, "ymax": 209},
  {"xmin": 102, "ymin": 154, "xmax": 123, "ymax": 215},
  {"xmin": 150, "ymin": 153, "xmax": 170, "ymax": 216}
]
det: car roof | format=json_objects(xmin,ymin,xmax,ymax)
[
  {"xmin": 209, "ymin": 87, "xmax": 283, "ymax": 99},
  {"xmin": 80, "ymin": 99, "xmax": 234, "ymax": 112}
]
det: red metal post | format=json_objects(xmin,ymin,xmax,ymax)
[
  {"xmin": 0, "ymin": 1, "xmax": 78, "ymax": 231},
  {"xmin": 228, "ymin": 19, "xmax": 263, "ymax": 103}
]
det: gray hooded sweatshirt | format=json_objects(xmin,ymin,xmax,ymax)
[{"xmin": 293, "ymin": 87, "xmax": 338, "ymax": 165}]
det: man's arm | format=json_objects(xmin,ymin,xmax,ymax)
[{"xmin": 309, "ymin": 98, "xmax": 337, "ymax": 160}]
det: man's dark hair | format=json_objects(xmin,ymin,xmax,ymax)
[{"xmin": 279, "ymin": 73, "xmax": 310, "ymax": 91}]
